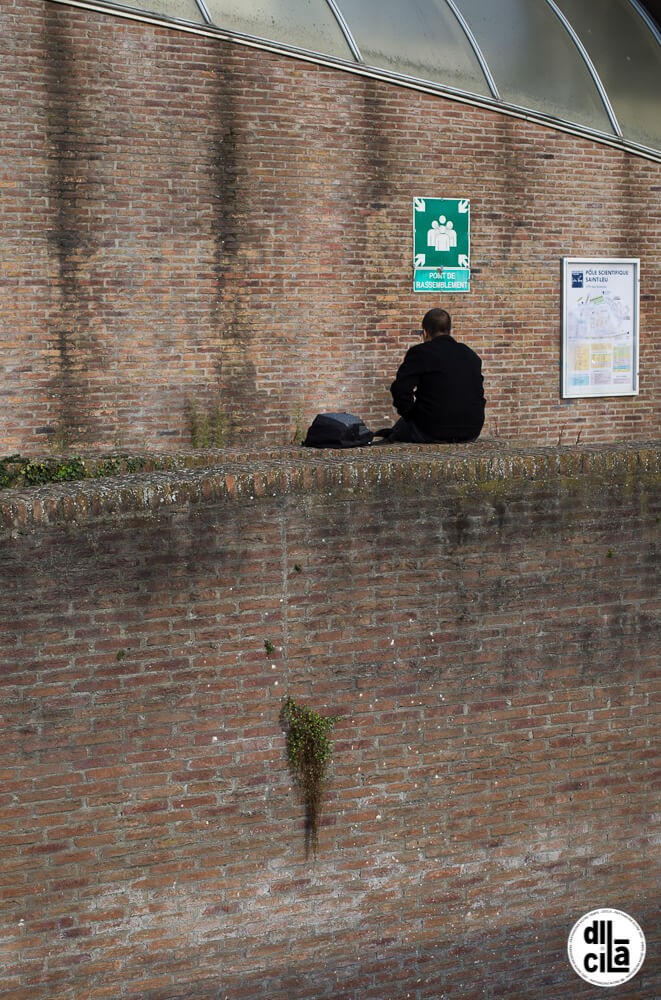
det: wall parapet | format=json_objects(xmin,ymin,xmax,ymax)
[{"xmin": 1, "ymin": 441, "xmax": 659, "ymax": 533}]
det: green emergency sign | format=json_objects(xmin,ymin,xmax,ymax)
[{"xmin": 413, "ymin": 197, "xmax": 470, "ymax": 293}]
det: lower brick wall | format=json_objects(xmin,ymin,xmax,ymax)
[{"xmin": 0, "ymin": 444, "xmax": 659, "ymax": 999}]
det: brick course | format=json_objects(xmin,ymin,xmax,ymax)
[
  {"xmin": 1, "ymin": 2, "xmax": 660, "ymax": 453},
  {"xmin": 0, "ymin": 443, "xmax": 659, "ymax": 997}
]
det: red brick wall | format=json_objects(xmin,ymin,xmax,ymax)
[
  {"xmin": 2, "ymin": 2, "xmax": 660, "ymax": 453},
  {"xmin": 0, "ymin": 445, "xmax": 659, "ymax": 998}
]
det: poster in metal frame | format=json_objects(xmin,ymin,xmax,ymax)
[{"xmin": 561, "ymin": 258, "xmax": 639, "ymax": 398}]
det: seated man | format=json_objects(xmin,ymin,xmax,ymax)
[{"xmin": 379, "ymin": 308, "xmax": 485, "ymax": 444}]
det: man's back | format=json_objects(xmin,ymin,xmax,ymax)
[{"xmin": 390, "ymin": 334, "xmax": 485, "ymax": 442}]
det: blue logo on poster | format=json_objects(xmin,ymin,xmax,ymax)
[{"xmin": 572, "ymin": 271, "xmax": 584, "ymax": 288}]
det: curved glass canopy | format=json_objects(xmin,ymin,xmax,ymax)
[
  {"xmin": 201, "ymin": 0, "xmax": 355, "ymax": 60},
  {"xmin": 554, "ymin": 0, "xmax": 661, "ymax": 151},
  {"xmin": 337, "ymin": 0, "xmax": 493, "ymax": 97},
  {"xmin": 455, "ymin": 0, "xmax": 616, "ymax": 133},
  {"xmin": 55, "ymin": 0, "xmax": 661, "ymax": 155}
]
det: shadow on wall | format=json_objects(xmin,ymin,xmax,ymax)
[{"xmin": 131, "ymin": 904, "xmax": 659, "ymax": 1000}]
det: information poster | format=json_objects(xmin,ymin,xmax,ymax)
[{"xmin": 562, "ymin": 258, "xmax": 639, "ymax": 397}]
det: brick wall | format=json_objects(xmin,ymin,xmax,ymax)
[
  {"xmin": 2, "ymin": 1, "xmax": 660, "ymax": 453},
  {"xmin": 1, "ymin": 443, "xmax": 659, "ymax": 998}
]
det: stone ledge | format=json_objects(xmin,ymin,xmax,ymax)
[{"xmin": 1, "ymin": 441, "xmax": 659, "ymax": 533}]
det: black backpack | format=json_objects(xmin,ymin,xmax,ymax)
[{"xmin": 302, "ymin": 412, "xmax": 374, "ymax": 449}]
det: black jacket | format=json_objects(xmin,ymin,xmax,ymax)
[{"xmin": 390, "ymin": 334, "xmax": 485, "ymax": 441}]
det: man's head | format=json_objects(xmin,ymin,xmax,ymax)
[{"xmin": 422, "ymin": 308, "xmax": 452, "ymax": 340}]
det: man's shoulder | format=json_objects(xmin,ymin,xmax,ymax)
[
  {"xmin": 401, "ymin": 340, "xmax": 428, "ymax": 363},
  {"xmin": 441, "ymin": 337, "xmax": 480, "ymax": 358}
]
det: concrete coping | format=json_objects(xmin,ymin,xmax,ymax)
[{"xmin": 1, "ymin": 440, "xmax": 659, "ymax": 533}]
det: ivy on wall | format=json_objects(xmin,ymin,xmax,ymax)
[
  {"xmin": 281, "ymin": 696, "xmax": 339, "ymax": 857},
  {"xmin": 0, "ymin": 454, "xmax": 158, "ymax": 490}
]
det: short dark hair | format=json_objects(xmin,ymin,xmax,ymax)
[{"xmin": 422, "ymin": 308, "xmax": 452, "ymax": 337}]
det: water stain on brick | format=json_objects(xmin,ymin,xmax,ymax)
[
  {"xmin": 358, "ymin": 78, "xmax": 403, "ymax": 325},
  {"xmin": 496, "ymin": 118, "xmax": 535, "ymax": 262},
  {"xmin": 208, "ymin": 52, "xmax": 259, "ymax": 443},
  {"xmin": 44, "ymin": 7, "xmax": 103, "ymax": 446},
  {"xmin": 361, "ymin": 80, "xmax": 396, "ymax": 202}
]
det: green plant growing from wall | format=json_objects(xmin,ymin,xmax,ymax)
[
  {"xmin": 186, "ymin": 397, "xmax": 227, "ymax": 449},
  {"xmin": 0, "ymin": 454, "xmax": 89, "ymax": 489},
  {"xmin": 280, "ymin": 695, "xmax": 339, "ymax": 857},
  {"xmin": 0, "ymin": 453, "xmax": 153, "ymax": 490},
  {"xmin": 290, "ymin": 404, "xmax": 305, "ymax": 446}
]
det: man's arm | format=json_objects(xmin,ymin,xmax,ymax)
[{"xmin": 390, "ymin": 346, "xmax": 423, "ymax": 418}]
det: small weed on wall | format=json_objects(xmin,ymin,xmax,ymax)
[
  {"xmin": 186, "ymin": 397, "xmax": 226, "ymax": 449},
  {"xmin": 280, "ymin": 696, "xmax": 339, "ymax": 857}
]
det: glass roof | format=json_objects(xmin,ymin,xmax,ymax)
[
  {"xmin": 455, "ymin": 0, "xmax": 615, "ymax": 133},
  {"xmin": 200, "ymin": 0, "xmax": 354, "ymax": 60},
  {"xmin": 337, "ymin": 0, "xmax": 492, "ymax": 97},
  {"xmin": 56, "ymin": 0, "xmax": 661, "ymax": 155},
  {"xmin": 554, "ymin": 0, "xmax": 661, "ymax": 151}
]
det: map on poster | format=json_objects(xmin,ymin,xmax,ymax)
[{"xmin": 562, "ymin": 258, "xmax": 639, "ymax": 397}]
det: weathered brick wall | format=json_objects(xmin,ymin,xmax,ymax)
[
  {"xmin": 2, "ymin": 1, "xmax": 660, "ymax": 453},
  {"xmin": 1, "ymin": 444, "xmax": 659, "ymax": 998}
]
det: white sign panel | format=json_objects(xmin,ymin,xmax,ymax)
[{"xmin": 562, "ymin": 258, "xmax": 639, "ymax": 398}]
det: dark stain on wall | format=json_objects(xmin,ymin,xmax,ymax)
[
  {"xmin": 495, "ymin": 117, "xmax": 536, "ymax": 262},
  {"xmin": 360, "ymin": 78, "xmax": 396, "ymax": 202},
  {"xmin": 43, "ymin": 8, "xmax": 105, "ymax": 446},
  {"xmin": 209, "ymin": 58, "xmax": 240, "ymax": 286},
  {"xmin": 207, "ymin": 52, "xmax": 258, "ymax": 442},
  {"xmin": 357, "ymin": 78, "xmax": 405, "ymax": 336}
]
